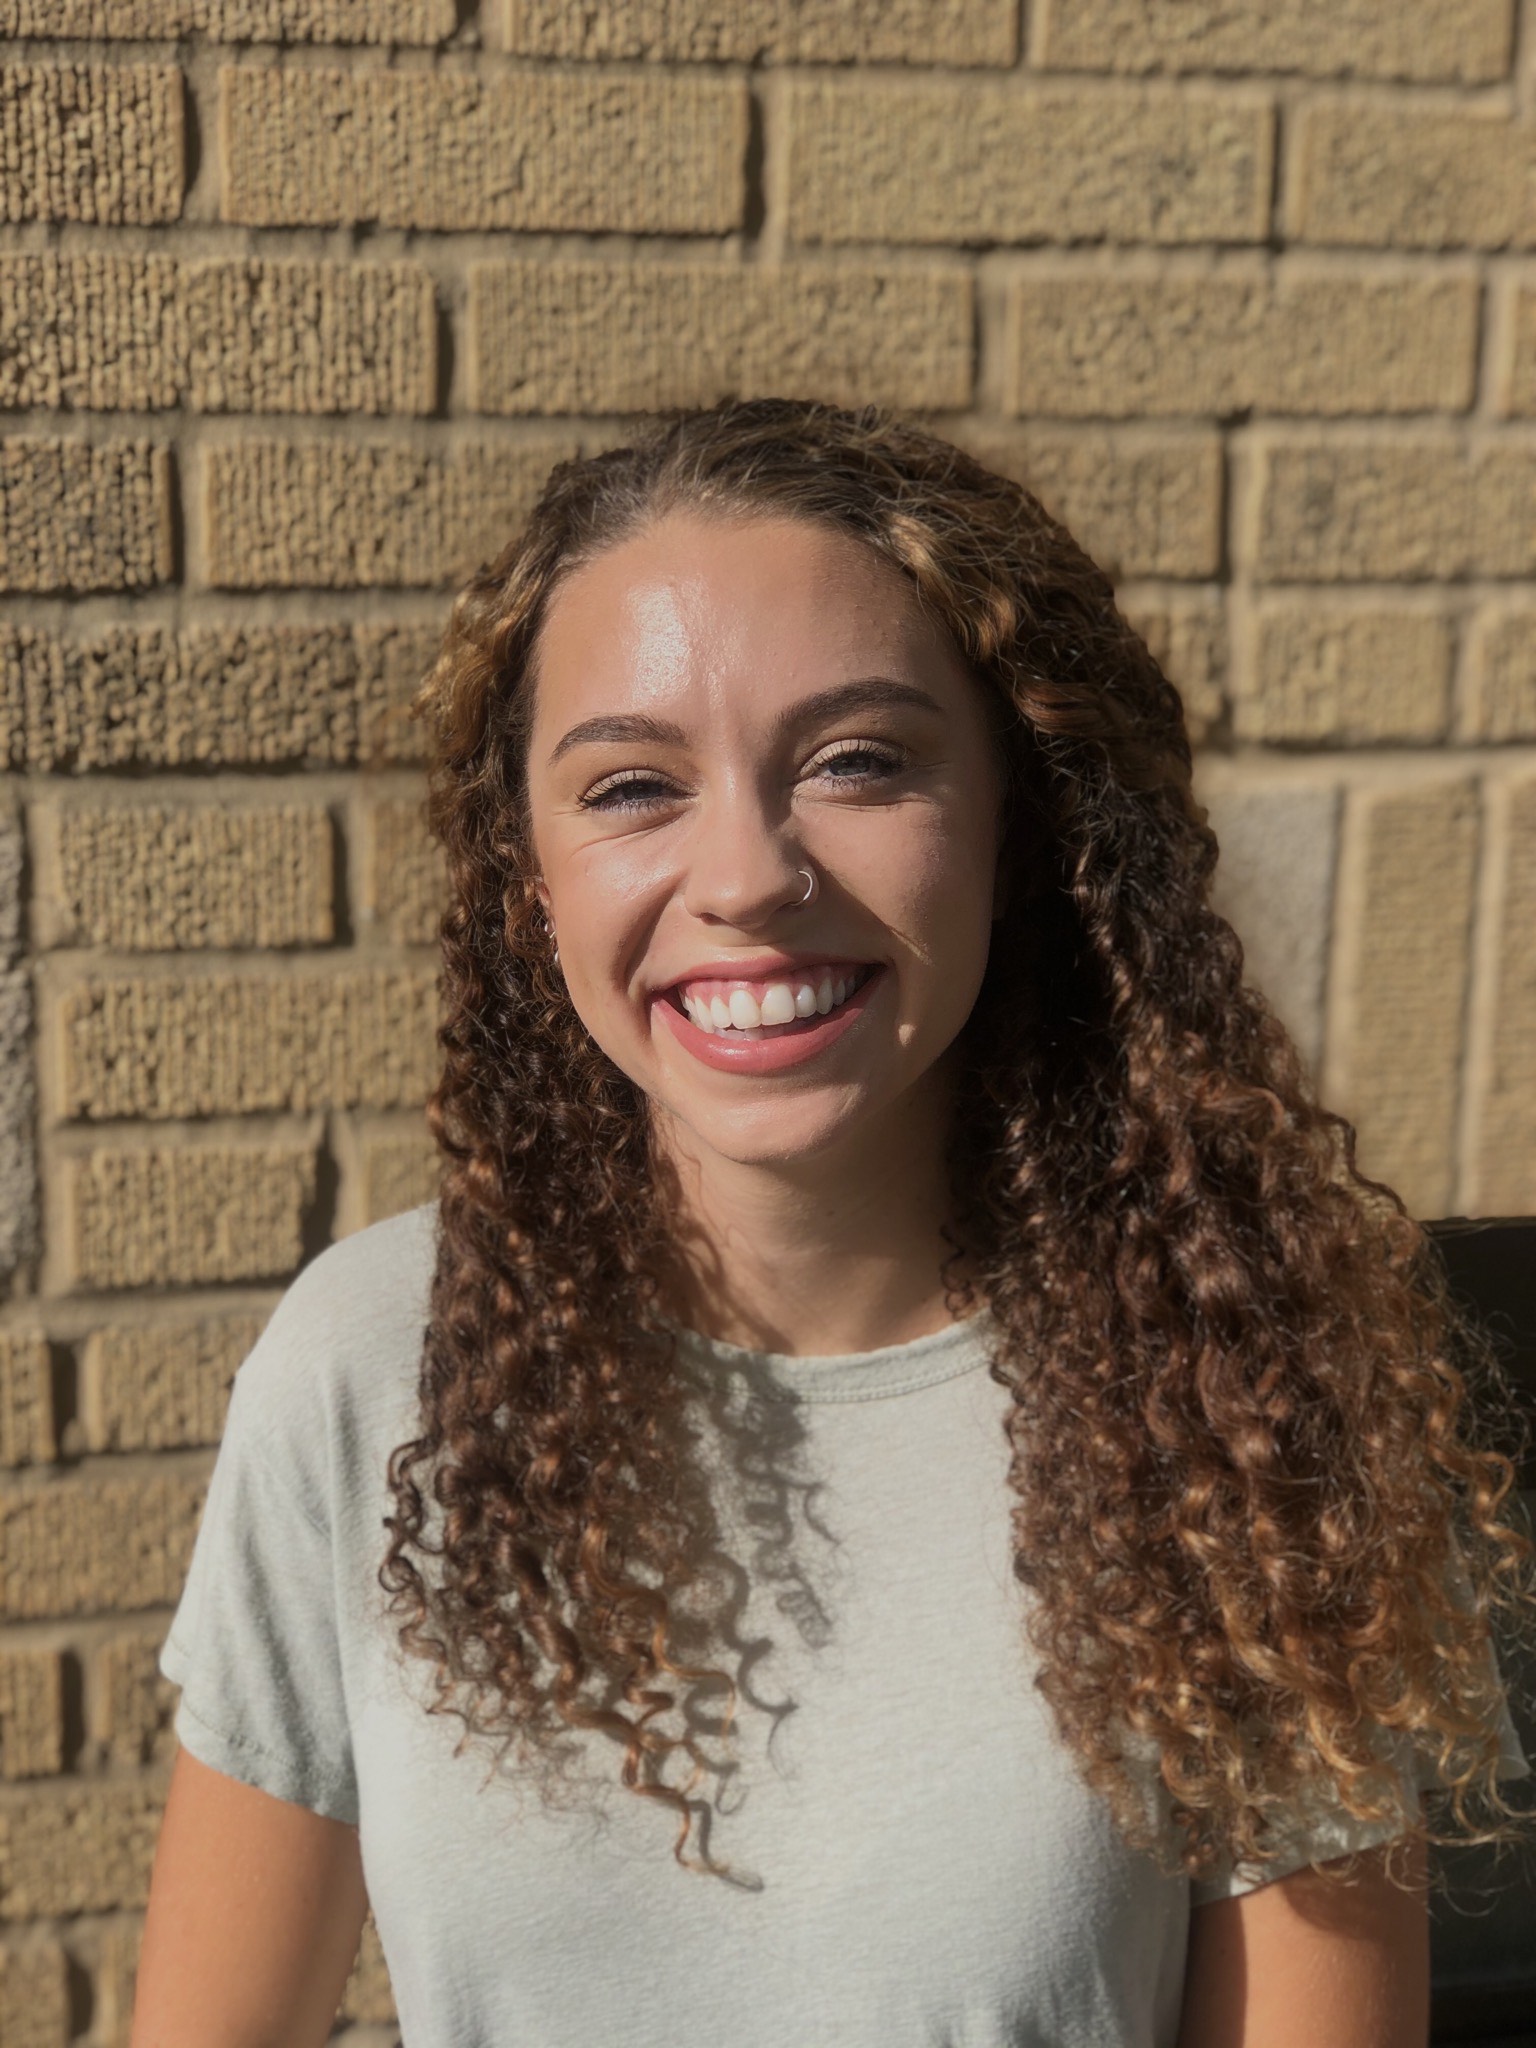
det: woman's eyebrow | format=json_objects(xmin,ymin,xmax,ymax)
[{"xmin": 544, "ymin": 676, "xmax": 946, "ymax": 771}]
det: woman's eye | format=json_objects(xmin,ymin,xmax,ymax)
[
  {"xmin": 576, "ymin": 773, "xmax": 676, "ymax": 813},
  {"xmin": 812, "ymin": 741, "xmax": 907, "ymax": 785}
]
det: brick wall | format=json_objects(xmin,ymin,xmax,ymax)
[{"xmin": 2, "ymin": 4, "xmax": 1535, "ymax": 2040}]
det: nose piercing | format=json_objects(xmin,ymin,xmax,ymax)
[{"xmin": 797, "ymin": 865, "xmax": 818, "ymax": 906}]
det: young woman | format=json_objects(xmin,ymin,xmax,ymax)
[{"xmin": 135, "ymin": 400, "xmax": 1532, "ymax": 2048}]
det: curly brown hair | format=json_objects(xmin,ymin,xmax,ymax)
[{"xmin": 379, "ymin": 396, "xmax": 1534, "ymax": 1893}]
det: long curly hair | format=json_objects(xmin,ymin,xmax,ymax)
[{"xmin": 379, "ymin": 396, "xmax": 1534, "ymax": 1892}]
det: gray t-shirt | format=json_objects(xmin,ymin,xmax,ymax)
[{"xmin": 160, "ymin": 1202, "xmax": 1530, "ymax": 2048}]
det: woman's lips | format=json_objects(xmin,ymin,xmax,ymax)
[{"xmin": 653, "ymin": 964, "xmax": 885, "ymax": 1074}]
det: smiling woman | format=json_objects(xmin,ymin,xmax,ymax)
[{"xmin": 137, "ymin": 400, "xmax": 1534, "ymax": 2048}]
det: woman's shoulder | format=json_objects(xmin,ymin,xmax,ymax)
[{"xmin": 226, "ymin": 1201, "xmax": 441, "ymax": 1487}]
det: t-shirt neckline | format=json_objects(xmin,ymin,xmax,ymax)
[{"xmin": 663, "ymin": 1305, "xmax": 996, "ymax": 1403}]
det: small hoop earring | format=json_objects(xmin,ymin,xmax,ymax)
[
  {"xmin": 542, "ymin": 913, "xmax": 560, "ymax": 970},
  {"xmin": 796, "ymin": 866, "xmax": 818, "ymax": 906}
]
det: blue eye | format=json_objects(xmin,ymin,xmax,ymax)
[{"xmin": 576, "ymin": 773, "xmax": 673, "ymax": 814}]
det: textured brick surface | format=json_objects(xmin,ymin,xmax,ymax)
[
  {"xmin": 1499, "ymin": 282, "xmax": 1536, "ymax": 417},
  {"xmin": 360, "ymin": 795, "xmax": 443, "ymax": 947},
  {"xmin": 340, "ymin": 1916, "xmax": 396, "ymax": 2023},
  {"xmin": 46, "ymin": 800, "xmax": 334, "ymax": 952},
  {"xmin": 468, "ymin": 259, "xmax": 973, "ymax": 414},
  {"xmin": 1, "ymin": 0, "xmax": 453, "ymax": 34},
  {"xmin": 1331, "ymin": 778, "xmax": 1479, "ymax": 1216},
  {"xmin": 1036, "ymin": 0, "xmax": 1513, "ymax": 80},
  {"xmin": 56, "ymin": 968, "xmax": 439, "ymax": 1120},
  {"xmin": 0, "ymin": 438, "xmax": 173, "ymax": 593},
  {"xmin": 1197, "ymin": 777, "xmax": 1339, "ymax": 1078},
  {"xmin": 0, "ymin": 63, "xmax": 182, "ymax": 225},
  {"xmin": 0, "ymin": 1650, "xmax": 63, "ymax": 1778},
  {"xmin": 0, "ymin": 1940, "xmax": 69, "ymax": 2045},
  {"xmin": 505, "ymin": 0, "xmax": 1016, "ymax": 64},
  {"xmin": 97, "ymin": 1631, "xmax": 178, "ymax": 1767},
  {"xmin": 64, "ymin": 1141, "xmax": 316, "ymax": 1290},
  {"xmin": 0, "ymin": 1335, "xmax": 53, "ymax": 1468},
  {"xmin": 1123, "ymin": 594, "xmax": 1226, "ymax": 744},
  {"xmin": 204, "ymin": 439, "xmax": 577, "ymax": 588},
  {"xmin": 222, "ymin": 68, "xmax": 747, "ymax": 233},
  {"xmin": 1466, "ymin": 610, "xmax": 1536, "ymax": 740},
  {"xmin": 0, "ymin": 256, "xmax": 435, "ymax": 416},
  {"xmin": 1476, "ymin": 774, "xmax": 1536, "ymax": 1212},
  {"xmin": 0, "ymin": 1473, "xmax": 204, "ymax": 1620},
  {"xmin": 959, "ymin": 428, "xmax": 1223, "ymax": 579},
  {"xmin": 1, "ymin": 623, "xmax": 433, "ymax": 772},
  {"xmin": 786, "ymin": 79, "xmax": 1271, "ymax": 246},
  {"xmin": 358, "ymin": 1128, "xmax": 438, "ymax": 1226},
  {"xmin": 1239, "ymin": 602, "xmax": 1455, "ymax": 742},
  {"xmin": 1293, "ymin": 101, "xmax": 1536, "ymax": 250},
  {"xmin": 1006, "ymin": 270, "xmax": 1477, "ymax": 417},
  {"xmin": 0, "ymin": 1780, "xmax": 164, "ymax": 1916},
  {"xmin": 1253, "ymin": 437, "xmax": 1536, "ymax": 581},
  {"xmin": 83, "ymin": 1313, "xmax": 263, "ymax": 1452}
]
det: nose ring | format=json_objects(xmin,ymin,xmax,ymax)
[{"xmin": 796, "ymin": 865, "xmax": 818, "ymax": 906}]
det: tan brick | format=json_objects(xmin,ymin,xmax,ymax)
[
  {"xmin": 358, "ymin": 1128, "xmax": 438, "ymax": 1226},
  {"xmin": 786, "ymin": 78, "xmax": 1270, "ymax": 246},
  {"xmin": 0, "ymin": 967, "xmax": 34, "ymax": 1288},
  {"xmin": 185, "ymin": 259, "xmax": 436, "ymax": 415},
  {"xmin": 956, "ymin": 427, "xmax": 1223, "ymax": 579},
  {"xmin": 0, "ymin": 438, "xmax": 173, "ymax": 594},
  {"xmin": 468, "ymin": 258, "xmax": 973, "ymax": 415},
  {"xmin": 56, "ymin": 968, "xmax": 439, "ymax": 1121},
  {"xmin": 97, "ymin": 1631, "xmax": 178, "ymax": 1767},
  {"xmin": 505, "ymin": 0, "xmax": 1016, "ymax": 63},
  {"xmin": 0, "ymin": 1649, "xmax": 63, "ymax": 1778},
  {"xmin": 1498, "ymin": 281, "xmax": 1536, "ymax": 418},
  {"xmin": 83, "ymin": 1313, "xmax": 263, "ymax": 1453},
  {"xmin": 1, "ymin": 623, "xmax": 433, "ymax": 773},
  {"xmin": 0, "ymin": 63, "xmax": 182, "ymax": 225},
  {"xmin": 94, "ymin": 1918, "xmax": 142, "ymax": 2048},
  {"xmin": 361, "ymin": 796, "xmax": 442, "ymax": 947},
  {"xmin": 1121, "ymin": 592, "xmax": 1226, "ymax": 744},
  {"xmin": 221, "ymin": 67, "xmax": 746, "ymax": 233},
  {"xmin": 1196, "ymin": 774, "xmax": 1340, "ymax": 1078},
  {"xmin": 1238, "ymin": 601, "xmax": 1455, "ymax": 743},
  {"xmin": 1465, "ymin": 609, "xmax": 1536, "ymax": 741},
  {"xmin": 0, "ymin": 255, "xmax": 434, "ymax": 416},
  {"xmin": 0, "ymin": 254, "xmax": 181, "ymax": 412},
  {"xmin": 1330, "ymin": 778, "xmax": 1479, "ymax": 1218},
  {"xmin": 1293, "ymin": 99, "xmax": 1536, "ymax": 249},
  {"xmin": 1036, "ymin": 0, "xmax": 1513, "ymax": 81},
  {"xmin": 63, "ymin": 1140, "xmax": 316, "ymax": 1290},
  {"xmin": 1006, "ymin": 269, "xmax": 1476, "ymax": 418},
  {"xmin": 1475, "ymin": 775, "xmax": 1536, "ymax": 1212},
  {"xmin": 0, "ymin": 1939, "xmax": 70, "ymax": 2046},
  {"xmin": 0, "ymin": 0, "xmax": 453, "ymax": 34},
  {"xmin": 204, "ymin": 438, "xmax": 577, "ymax": 589},
  {"xmin": 46, "ymin": 799, "xmax": 332, "ymax": 952},
  {"xmin": 0, "ymin": 1779, "xmax": 164, "ymax": 1917},
  {"xmin": 1253, "ymin": 436, "xmax": 1536, "ymax": 582},
  {"xmin": 0, "ymin": 1333, "xmax": 53, "ymax": 1468},
  {"xmin": 0, "ymin": 1472, "xmax": 204, "ymax": 1620},
  {"xmin": 340, "ymin": 1913, "xmax": 396, "ymax": 2023}
]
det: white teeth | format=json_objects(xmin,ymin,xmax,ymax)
[
  {"xmin": 758, "ymin": 981, "xmax": 797, "ymax": 1026},
  {"xmin": 678, "ymin": 967, "xmax": 871, "ymax": 1034},
  {"xmin": 728, "ymin": 988, "xmax": 762, "ymax": 1030}
]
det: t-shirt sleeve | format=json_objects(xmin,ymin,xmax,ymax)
[
  {"xmin": 157, "ymin": 1366, "xmax": 359, "ymax": 1825},
  {"xmin": 1187, "ymin": 1637, "xmax": 1531, "ymax": 1907}
]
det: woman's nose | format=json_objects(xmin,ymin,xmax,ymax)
[{"xmin": 680, "ymin": 794, "xmax": 812, "ymax": 927}]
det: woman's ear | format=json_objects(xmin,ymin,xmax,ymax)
[{"xmin": 533, "ymin": 876, "xmax": 552, "ymax": 915}]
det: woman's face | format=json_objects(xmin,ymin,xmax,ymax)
[{"xmin": 525, "ymin": 509, "xmax": 1009, "ymax": 1171}]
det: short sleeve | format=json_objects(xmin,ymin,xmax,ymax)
[
  {"xmin": 1188, "ymin": 1644, "xmax": 1531, "ymax": 1907},
  {"xmin": 158, "ymin": 1369, "xmax": 359, "ymax": 1824}
]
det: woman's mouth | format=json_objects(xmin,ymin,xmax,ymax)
[{"xmin": 652, "ymin": 964, "xmax": 885, "ymax": 1073}]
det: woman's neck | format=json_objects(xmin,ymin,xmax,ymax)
[{"xmin": 649, "ymin": 1074, "xmax": 980, "ymax": 1358}]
